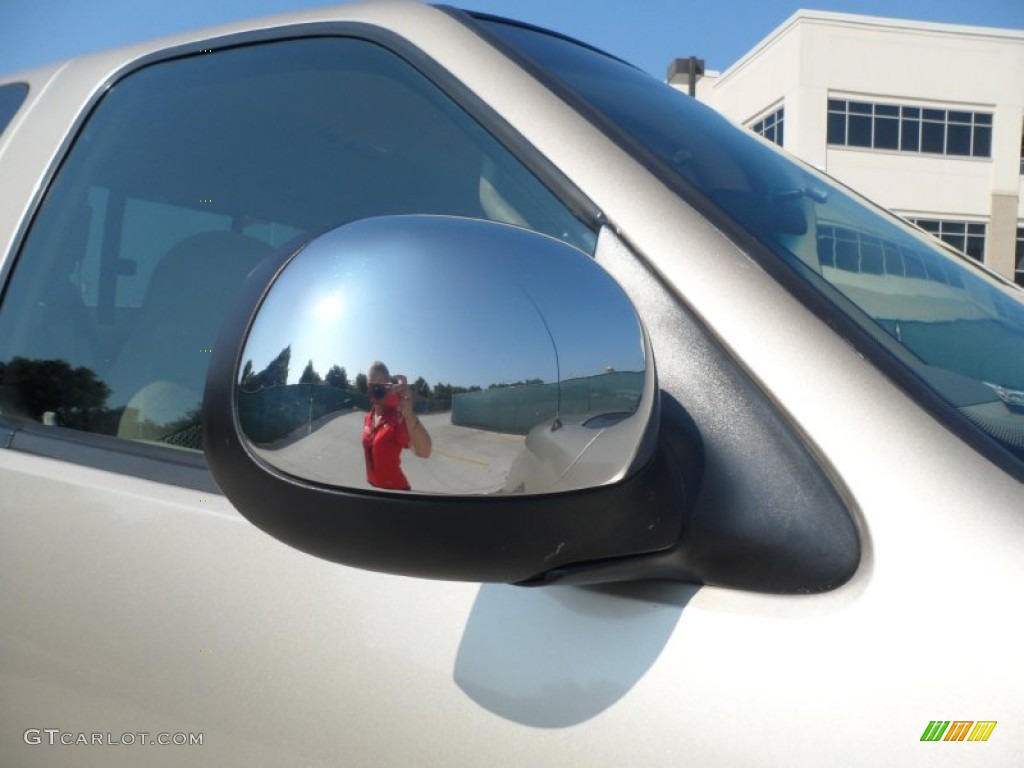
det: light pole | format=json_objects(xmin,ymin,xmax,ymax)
[{"xmin": 667, "ymin": 56, "xmax": 705, "ymax": 97}]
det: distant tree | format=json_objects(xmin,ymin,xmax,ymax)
[
  {"xmin": 431, "ymin": 381, "xmax": 478, "ymax": 407},
  {"xmin": 355, "ymin": 372, "xmax": 368, "ymax": 394},
  {"xmin": 299, "ymin": 359, "xmax": 322, "ymax": 385},
  {"xmin": 256, "ymin": 345, "xmax": 291, "ymax": 388},
  {"xmin": 488, "ymin": 378, "xmax": 544, "ymax": 389},
  {"xmin": 325, "ymin": 365, "xmax": 348, "ymax": 389},
  {"xmin": 412, "ymin": 376, "xmax": 430, "ymax": 398},
  {"xmin": 240, "ymin": 360, "xmax": 256, "ymax": 391}
]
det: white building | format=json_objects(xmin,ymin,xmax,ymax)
[{"xmin": 677, "ymin": 10, "xmax": 1024, "ymax": 286}]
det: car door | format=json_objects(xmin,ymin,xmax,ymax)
[{"xmin": 0, "ymin": 26, "xmax": 617, "ymax": 767}]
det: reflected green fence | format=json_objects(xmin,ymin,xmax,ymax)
[
  {"xmin": 240, "ymin": 371, "xmax": 644, "ymax": 444},
  {"xmin": 452, "ymin": 371, "xmax": 643, "ymax": 435},
  {"xmin": 239, "ymin": 384, "xmax": 360, "ymax": 445}
]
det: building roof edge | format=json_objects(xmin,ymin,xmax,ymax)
[{"xmin": 711, "ymin": 8, "xmax": 1024, "ymax": 89}]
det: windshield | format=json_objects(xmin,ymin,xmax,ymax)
[{"xmin": 475, "ymin": 17, "xmax": 1024, "ymax": 470}]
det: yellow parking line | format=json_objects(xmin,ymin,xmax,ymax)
[{"xmin": 434, "ymin": 450, "xmax": 490, "ymax": 467}]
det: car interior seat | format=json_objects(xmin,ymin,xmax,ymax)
[{"xmin": 108, "ymin": 230, "xmax": 274, "ymax": 447}]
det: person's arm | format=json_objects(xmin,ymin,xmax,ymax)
[{"xmin": 399, "ymin": 386, "xmax": 432, "ymax": 458}]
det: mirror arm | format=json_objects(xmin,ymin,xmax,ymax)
[{"xmin": 524, "ymin": 390, "xmax": 857, "ymax": 594}]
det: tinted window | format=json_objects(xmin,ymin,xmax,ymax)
[
  {"xmin": 874, "ymin": 116, "xmax": 898, "ymax": 150},
  {"xmin": 947, "ymin": 122, "xmax": 971, "ymax": 156},
  {"xmin": 827, "ymin": 111, "xmax": 846, "ymax": 145},
  {"xmin": 921, "ymin": 119, "xmax": 945, "ymax": 153},
  {"xmin": 826, "ymin": 100, "xmax": 992, "ymax": 159},
  {"xmin": 0, "ymin": 37, "xmax": 594, "ymax": 452},
  {"xmin": 1016, "ymin": 227, "xmax": 1024, "ymax": 287},
  {"xmin": 848, "ymin": 114, "xmax": 872, "ymax": 147},
  {"xmin": 900, "ymin": 118, "xmax": 920, "ymax": 152},
  {"xmin": 478, "ymin": 18, "xmax": 1024, "ymax": 471},
  {"xmin": 973, "ymin": 125, "xmax": 992, "ymax": 157}
]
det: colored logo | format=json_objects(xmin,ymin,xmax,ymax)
[{"xmin": 921, "ymin": 721, "xmax": 996, "ymax": 742}]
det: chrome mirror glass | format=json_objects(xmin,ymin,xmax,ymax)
[{"xmin": 236, "ymin": 216, "xmax": 654, "ymax": 495}]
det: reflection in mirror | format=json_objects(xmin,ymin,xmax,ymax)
[{"xmin": 236, "ymin": 215, "xmax": 654, "ymax": 495}]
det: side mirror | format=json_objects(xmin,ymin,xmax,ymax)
[
  {"xmin": 231, "ymin": 216, "xmax": 655, "ymax": 495},
  {"xmin": 204, "ymin": 216, "xmax": 686, "ymax": 583}
]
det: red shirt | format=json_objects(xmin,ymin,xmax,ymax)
[{"xmin": 362, "ymin": 408, "xmax": 411, "ymax": 490}]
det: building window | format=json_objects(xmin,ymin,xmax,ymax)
[
  {"xmin": 751, "ymin": 107, "xmax": 784, "ymax": 146},
  {"xmin": 1016, "ymin": 226, "xmax": 1024, "ymax": 287},
  {"xmin": 908, "ymin": 218, "xmax": 986, "ymax": 261},
  {"xmin": 828, "ymin": 99, "xmax": 992, "ymax": 158}
]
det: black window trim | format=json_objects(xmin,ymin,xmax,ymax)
[
  {"xmin": 750, "ymin": 104, "xmax": 785, "ymax": 147},
  {"xmin": 826, "ymin": 96, "xmax": 994, "ymax": 159},
  {"xmin": 452, "ymin": 9, "xmax": 1024, "ymax": 483},
  {"xmin": 0, "ymin": 17, "xmax": 604, "ymax": 486},
  {"xmin": 0, "ymin": 415, "xmax": 218, "ymax": 492}
]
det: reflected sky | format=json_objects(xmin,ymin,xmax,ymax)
[{"xmin": 242, "ymin": 219, "xmax": 645, "ymax": 391}]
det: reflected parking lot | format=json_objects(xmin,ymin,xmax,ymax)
[{"xmin": 251, "ymin": 409, "xmax": 526, "ymax": 493}]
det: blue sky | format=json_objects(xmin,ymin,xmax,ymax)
[
  {"xmin": 2, "ymin": 0, "xmax": 1021, "ymax": 80},
  {"xmin": 244, "ymin": 223, "xmax": 645, "ymax": 389}
]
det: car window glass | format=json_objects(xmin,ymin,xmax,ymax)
[
  {"xmin": 478, "ymin": 18, "xmax": 1024, "ymax": 469},
  {"xmin": 0, "ymin": 36, "xmax": 595, "ymax": 452}
]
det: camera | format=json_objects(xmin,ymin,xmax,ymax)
[{"xmin": 370, "ymin": 374, "xmax": 407, "ymax": 404}]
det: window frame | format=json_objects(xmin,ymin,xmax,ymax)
[
  {"xmin": 827, "ymin": 97, "xmax": 993, "ymax": 159},
  {"xmin": 750, "ymin": 105, "xmax": 785, "ymax": 147},
  {"xmin": 908, "ymin": 217, "xmax": 987, "ymax": 262},
  {"xmin": 0, "ymin": 21, "xmax": 603, "ymax": 490}
]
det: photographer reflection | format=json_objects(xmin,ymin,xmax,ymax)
[{"xmin": 362, "ymin": 361, "xmax": 432, "ymax": 490}]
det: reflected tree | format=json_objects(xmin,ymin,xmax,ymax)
[
  {"xmin": 241, "ymin": 360, "xmax": 255, "ymax": 391},
  {"xmin": 488, "ymin": 378, "xmax": 544, "ymax": 389},
  {"xmin": 243, "ymin": 345, "xmax": 291, "ymax": 390},
  {"xmin": 299, "ymin": 360, "xmax": 322, "ymax": 385},
  {"xmin": 430, "ymin": 381, "xmax": 481, "ymax": 410},
  {"xmin": 412, "ymin": 376, "xmax": 430, "ymax": 398},
  {"xmin": 263, "ymin": 345, "xmax": 291, "ymax": 388},
  {"xmin": 325, "ymin": 365, "xmax": 348, "ymax": 389},
  {"xmin": 0, "ymin": 356, "xmax": 111, "ymax": 428}
]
